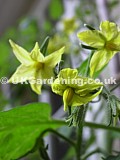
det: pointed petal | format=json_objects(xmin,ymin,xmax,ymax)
[
  {"xmin": 44, "ymin": 47, "xmax": 65, "ymax": 67},
  {"xmin": 75, "ymin": 79, "xmax": 103, "ymax": 95},
  {"xmin": 70, "ymin": 94, "xmax": 86, "ymax": 107},
  {"xmin": 29, "ymin": 70, "xmax": 43, "ymax": 94},
  {"xmin": 90, "ymin": 49, "xmax": 115, "ymax": 77},
  {"xmin": 8, "ymin": 65, "xmax": 36, "ymax": 83},
  {"xmin": 71, "ymin": 87, "xmax": 102, "ymax": 107},
  {"xmin": 29, "ymin": 82, "xmax": 42, "ymax": 94},
  {"xmin": 77, "ymin": 30, "xmax": 105, "ymax": 48},
  {"xmin": 9, "ymin": 40, "xmax": 33, "ymax": 65},
  {"xmin": 30, "ymin": 42, "xmax": 44, "ymax": 62},
  {"xmin": 100, "ymin": 21, "xmax": 118, "ymax": 41},
  {"xmin": 111, "ymin": 32, "xmax": 120, "ymax": 50}
]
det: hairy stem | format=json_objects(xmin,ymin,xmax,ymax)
[
  {"xmin": 75, "ymin": 105, "xmax": 88, "ymax": 160},
  {"xmin": 75, "ymin": 51, "xmax": 94, "ymax": 160},
  {"xmin": 81, "ymin": 148, "xmax": 107, "ymax": 160}
]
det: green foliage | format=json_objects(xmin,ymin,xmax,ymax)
[
  {"xmin": 78, "ymin": 56, "xmax": 107, "ymax": 78},
  {"xmin": 48, "ymin": 0, "xmax": 64, "ymax": 20},
  {"xmin": 103, "ymin": 153, "xmax": 120, "ymax": 160},
  {"xmin": 63, "ymin": 147, "xmax": 75, "ymax": 160},
  {"xmin": 77, "ymin": 58, "xmax": 88, "ymax": 76},
  {"xmin": 0, "ymin": 103, "xmax": 65, "ymax": 160},
  {"xmin": 1, "ymin": 1, "xmax": 120, "ymax": 159}
]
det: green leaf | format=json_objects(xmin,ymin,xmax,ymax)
[
  {"xmin": 77, "ymin": 53, "xmax": 107, "ymax": 78},
  {"xmin": 49, "ymin": 0, "xmax": 64, "ymax": 20},
  {"xmin": 0, "ymin": 103, "xmax": 65, "ymax": 160},
  {"xmin": 62, "ymin": 147, "xmax": 75, "ymax": 160}
]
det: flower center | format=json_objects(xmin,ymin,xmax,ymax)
[
  {"xmin": 63, "ymin": 88, "xmax": 74, "ymax": 110},
  {"xmin": 105, "ymin": 41, "xmax": 117, "ymax": 51},
  {"xmin": 36, "ymin": 62, "xmax": 44, "ymax": 70}
]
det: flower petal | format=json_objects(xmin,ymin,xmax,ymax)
[
  {"xmin": 30, "ymin": 42, "xmax": 44, "ymax": 62},
  {"xmin": 58, "ymin": 68, "xmax": 78, "ymax": 79},
  {"xmin": 8, "ymin": 64, "xmax": 36, "ymax": 83},
  {"xmin": 111, "ymin": 32, "xmax": 120, "ymax": 50},
  {"xmin": 52, "ymin": 78, "xmax": 67, "ymax": 96},
  {"xmin": 44, "ymin": 47, "xmax": 65, "ymax": 67},
  {"xmin": 70, "ymin": 94, "xmax": 86, "ymax": 107},
  {"xmin": 77, "ymin": 30, "xmax": 105, "ymax": 48},
  {"xmin": 57, "ymin": 68, "xmax": 82, "ymax": 89},
  {"xmin": 41, "ymin": 66, "xmax": 54, "ymax": 80},
  {"xmin": 100, "ymin": 21, "xmax": 118, "ymax": 41},
  {"xmin": 75, "ymin": 79, "xmax": 103, "ymax": 95},
  {"xmin": 29, "ymin": 82, "xmax": 42, "ymax": 94},
  {"xmin": 71, "ymin": 87, "xmax": 102, "ymax": 107},
  {"xmin": 63, "ymin": 88, "xmax": 74, "ymax": 111},
  {"xmin": 90, "ymin": 49, "xmax": 115, "ymax": 77},
  {"xmin": 29, "ymin": 70, "xmax": 43, "ymax": 94},
  {"xmin": 9, "ymin": 40, "xmax": 33, "ymax": 65}
]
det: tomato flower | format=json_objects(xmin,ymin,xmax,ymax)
[
  {"xmin": 8, "ymin": 40, "xmax": 65, "ymax": 94},
  {"xmin": 52, "ymin": 68, "xmax": 103, "ymax": 111},
  {"xmin": 77, "ymin": 21, "xmax": 120, "ymax": 77}
]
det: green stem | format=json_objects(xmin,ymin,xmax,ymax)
[
  {"xmin": 75, "ymin": 51, "xmax": 94, "ymax": 160},
  {"xmin": 110, "ymin": 81, "xmax": 120, "ymax": 92},
  {"xmin": 76, "ymin": 105, "xmax": 88, "ymax": 160},
  {"xmin": 84, "ymin": 121, "xmax": 120, "ymax": 132},
  {"xmin": 81, "ymin": 148, "xmax": 107, "ymax": 160},
  {"xmin": 38, "ymin": 138, "xmax": 50, "ymax": 160},
  {"xmin": 40, "ymin": 128, "xmax": 75, "ymax": 147}
]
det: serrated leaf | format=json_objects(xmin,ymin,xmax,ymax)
[{"xmin": 0, "ymin": 103, "xmax": 65, "ymax": 160}]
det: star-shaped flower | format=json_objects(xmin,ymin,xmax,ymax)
[
  {"xmin": 77, "ymin": 21, "xmax": 120, "ymax": 77},
  {"xmin": 52, "ymin": 68, "xmax": 103, "ymax": 111},
  {"xmin": 8, "ymin": 40, "xmax": 65, "ymax": 94}
]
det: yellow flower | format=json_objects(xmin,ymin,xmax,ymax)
[
  {"xmin": 52, "ymin": 68, "xmax": 103, "ymax": 111},
  {"xmin": 77, "ymin": 21, "xmax": 120, "ymax": 77},
  {"xmin": 8, "ymin": 40, "xmax": 65, "ymax": 94},
  {"xmin": 63, "ymin": 17, "xmax": 78, "ymax": 34}
]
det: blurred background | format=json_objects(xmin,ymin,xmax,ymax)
[{"xmin": 0, "ymin": 0, "xmax": 120, "ymax": 159}]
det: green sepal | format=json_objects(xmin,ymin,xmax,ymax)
[
  {"xmin": 40, "ymin": 36, "xmax": 50, "ymax": 56},
  {"xmin": 66, "ymin": 106, "xmax": 84, "ymax": 127},
  {"xmin": 84, "ymin": 24, "xmax": 95, "ymax": 30},
  {"xmin": 81, "ymin": 43, "xmax": 97, "ymax": 50},
  {"xmin": 54, "ymin": 60, "xmax": 64, "ymax": 76}
]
